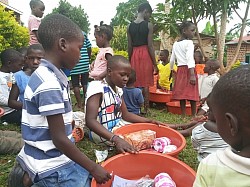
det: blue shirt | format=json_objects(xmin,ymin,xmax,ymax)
[
  {"xmin": 14, "ymin": 70, "xmax": 30, "ymax": 103},
  {"xmin": 123, "ymin": 87, "xmax": 144, "ymax": 115}
]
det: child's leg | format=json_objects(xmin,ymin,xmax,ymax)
[
  {"xmin": 80, "ymin": 72, "xmax": 89, "ymax": 106},
  {"xmin": 142, "ymin": 87, "xmax": 149, "ymax": 113},
  {"xmin": 190, "ymin": 100, "xmax": 197, "ymax": 116},
  {"xmin": 71, "ymin": 74, "xmax": 83, "ymax": 109},
  {"xmin": 180, "ymin": 100, "xmax": 186, "ymax": 116}
]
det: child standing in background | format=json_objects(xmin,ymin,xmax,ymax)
[
  {"xmin": 71, "ymin": 32, "xmax": 92, "ymax": 109},
  {"xmin": 89, "ymin": 22, "xmax": 113, "ymax": 80},
  {"xmin": 127, "ymin": 2, "xmax": 158, "ymax": 114},
  {"xmin": 9, "ymin": 14, "xmax": 111, "ymax": 187},
  {"xmin": 8, "ymin": 44, "xmax": 45, "ymax": 110},
  {"xmin": 197, "ymin": 59, "xmax": 220, "ymax": 116},
  {"xmin": 157, "ymin": 49, "xmax": 177, "ymax": 91},
  {"xmin": 28, "ymin": 0, "xmax": 45, "ymax": 45},
  {"xmin": 0, "ymin": 49, "xmax": 23, "ymax": 125},
  {"xmin": 123, "ymin": 69, "xmax": 144, "ymax": 115},
  {"xmin": 170, "ymin": 21, "xmax": 199, "ymax": 116},
  {"xmin": 193, "ymin": 65, "xmax": 250, "ymax": 187},
  {"xmin": 194, "ymin": 50, "xmax": 206, "ymax": 95}
]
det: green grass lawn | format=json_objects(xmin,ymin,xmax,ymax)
[{"xmin": 0, "ymin": 104, "xmax": 198, "ymax": 187}]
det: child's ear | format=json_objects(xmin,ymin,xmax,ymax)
[
  {"xmin": 107, "ymin": 67, "xmax": 112, "ymax": 75},
  {"xmin": 225, "ymin": 113, "xmax": 239, "ymax": 136},
  {"xmin": 58, "ymin": 38, "xmax": 67, "ymax": 52}
]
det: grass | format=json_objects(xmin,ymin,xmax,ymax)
[{"xmin": 0, "ymin": 103, "xmax": 199, "ymax": 187}]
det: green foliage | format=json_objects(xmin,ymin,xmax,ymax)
[
  {"xmin": 111, "ymin": 0, "xmax": 147, "ymax": 27},
  {"xmin": 111, "ymin": 25, "xmax": 128, "ymax": 51},
  {"xmin": 114, "ymin": 50, "xmax": 128, "ymax": 59},
  {"xmin": 231, "ymin": 60, "xmax": 241, "ymax": 69},
  {"xmin": 0, "ymin": 5, "xmax": 29, "ymax": 53},
  {"xmin": 90, "ymin": 47, "xmax": 99, "ymax": 63},
  {"xmin": 46, "ymin": 0, "xmax": 90, "ymax": 33}
]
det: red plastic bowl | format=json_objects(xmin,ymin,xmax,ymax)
[
  {"xmin": 0, "ymin": 107, "xmax": 4, "ymax": 117},
  {"xmin": 114, "ymin": 123, "xmax": 186, "ymax": 157},
  {"xmin": 166, "ymin": 101, "xmax": 199, "ymax": 116},
  {"xmin": 91, "ymin": 151, "xmax": 196, "ymax": 187},
  {"xmin": 149, "ymin": 89, "xmax": 173, "ymax": 103}
]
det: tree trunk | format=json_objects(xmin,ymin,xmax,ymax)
[
  {"xmin": 225, "ymin": 0, "xmax": 250, "ymax": 72},
  {"xmin": 160, "ymin": 1, "xmax": 171, "ymax": 50},
  {"xmin": 217, "ymin": 10, "xmax": 228, "ymax": 74}
]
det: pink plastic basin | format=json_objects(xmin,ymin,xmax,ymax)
[
  {"xmin": 166, "ymin": 101, "xmax": 199, "ymax": 116},
  {"xmin": 149, "ymin": 89, "xmax": 173, "ymax": 103}
]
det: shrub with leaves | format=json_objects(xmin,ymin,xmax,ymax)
[
  {"xmin": 0, "ymin": 5, "xmax": 29, "ymax": 53},
  {"xmin": 110, "ymin": 25, "xmax": 128, "ymax": 51}
]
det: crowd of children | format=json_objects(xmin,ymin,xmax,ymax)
[{"xmin": 1, "ymin": 0, "xmax": 248, "ymax": 186}]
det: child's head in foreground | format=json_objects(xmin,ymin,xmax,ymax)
[
  {"xmin": 210, "ymin": 65, "xmax": 250, "ymax": 154},
  {"xmin": 107, "ymin": 55, "xmax": 131, "ymax": 88},
  {"xmin": 94, "ymin": 21, "xmax": 113, "ymax": 47},
  {"xmin": 38, "ymin": 14, "xmax": 84, "ymax": 70},
  {"xmin": 0, "ymin": 49, "xmax": 23, "ymax": 73},
  {"xmin": 29, "ymin": 0, "xmax": 45, "ymax": 18},
  {"xmin": 159, "ymin": 49, "xmax": 169, "ymax": 64},
  {"xmin": 203, "ymin": 59, "xmax": 220, "ymax": 74}
]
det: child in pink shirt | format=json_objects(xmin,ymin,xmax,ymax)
[
  {"xmin": 28, "ymin": 0, "xmax": 45, "ymax": 45},
  {"xmin": 89, "ymin": 22, "xmax": 113, "ymax": 80}
]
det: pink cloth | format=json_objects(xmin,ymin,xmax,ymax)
[
  {"xmin": 152, "ymin": 137, "xmax": 177, "ymax": 153},
  {"xmin": 28, "ymin": 15, "xmax": 41, "ymax": 45},
  {"xmin": 89, "ymin": 47, "xmax": 113, "ymax": 79},
  {"xmin": 154, "ymin": 173, "xmax": 176, "ymax": 187}
]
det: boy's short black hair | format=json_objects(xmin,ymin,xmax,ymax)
[
  {"xmin": 138, "ymin": 2, "xmax": 152, "ymax": 13},
  {"xmin": 211, "ymin": 65, "xmax": 250, "ymax": 116},
  {"xmin": 38, "ymin": 14, "xmax": 82, "ymax": 51},
  {"xmin": 127, "ymin": 69, "xmax": 136, "ymax": 85},
  {"xmin": 0, "ymin": 49, "xmax": 22, "ymax": 65},
  {"xmin": 107, "ymin": 55, "xmax": 130, "ymax": 69},
  {"xmin": 17, "ymin": 47, "xmax": 28, "ymax": 56},
  {"xmin": 94, "ymin": 21, "xmax": 113, "ymax": 41},
  {"xmin": 29, "ymin": 0, "xmax": 43, "ymax": 8},
  {"xmin": 27, "ymin": 44, "xmax": 44, "ymax": 55},
  {"xmin": 207, "ymin": 59, "xmax": 220, "ymax": 71},
  {"xmin": 161, "ymin": 49, "xmax": 169, "ymax": 57}
]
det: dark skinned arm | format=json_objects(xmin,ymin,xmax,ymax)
[
  {"xmin": 127, "ymin": 25, "xmax": 133, "ymax": 61},
  {"xmin": 189, "ymin": 68, "xmax": 196, "ymax": 85},
  {"xmin": 85, "ymin": 93, "xmax": 137, "ymax": 153},
  {"xmin": 47, "ymin": 114, "xmax": 111, "ymax": 184},
  {"xmin": 8, "ymin": 84, "xmax": 22, "ymax": 110},
  {"xmin": 147, "ymin": 22, "xmax": 158, "ymax": 74}
]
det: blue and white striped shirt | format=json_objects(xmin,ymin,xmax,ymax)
[{"xmin": 17, "ymin": 59, "xmax": 74, "ymax": 182}]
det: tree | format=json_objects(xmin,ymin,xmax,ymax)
[
  {"xmin": 0, "ymin": 5, "xmax": 29, "ymax": 53},
  {"xmin": 111, "ymin": 0, "xmax": 147, "ymax": 27},
  {"xmin": 155, "ymin": 0, "xmax": 250, "ymax": 74},
  {"xmin": 110, "ymin": 25, "xmax": 128, "ymax": 51},
  {"xmin": 47, "ymin": 0, "xmax": 90, "ymax": 33}
]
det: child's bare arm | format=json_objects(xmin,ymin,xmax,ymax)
[
  {"xmin": 86, "ymin": 94, "xmax": 137, "ymax": 153},
  {"xmin": 47, "ymin": 114, "xmax": 111, "ymax": 184},
  {"xmin": 8, "ymin": 84, "xmax": 22, "ymax": 110}
]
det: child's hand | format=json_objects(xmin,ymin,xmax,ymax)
[
  {"xmin": 91, "ymin": 164, "xmax": 112, "ymax": 184},
  {"xmin": 150, "ymin": 120, "xmax": 168, "ymax": 127},
  {"xmin": 190, "ymin": 75, "xmax": 196, "ymax": 85},
  {"xmin": 114, "ymin": 136, "xmax": 138, "ymax": 154}
]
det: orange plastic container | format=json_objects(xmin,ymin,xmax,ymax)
[
  {"xmin": 91, "ymin": 151, "xmax": 196, "ymax": 187},
  {"xmin": 166, "ymin": 101, "xmax": 199, "ymax": 116},
  {"xmin": 149, "ymin": 89, "xmax": 173, "ymax": 103},
  {"xmin": 114, "ymin": 123, "xmax": 186, "ymax": 157},
  {"xmin": 0, "ymin": 107, "xmax": 4, "ymax": 117}
]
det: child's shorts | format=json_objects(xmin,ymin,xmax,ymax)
[{"xmin": 32, "ymin": 163, "xmax": 91, "ymax": 187}]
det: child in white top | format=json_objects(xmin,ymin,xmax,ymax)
[{"xmin": 170, "ymin": 21, "xmax": 199, "ymax": 116}]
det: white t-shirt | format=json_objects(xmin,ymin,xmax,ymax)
[
  {"xmin": 200, "ymin": 73, "xmax": 219, "ymax": 99},
  {"xmin": 170, "ymin": 40, "xmax": 195, "ymax": 69}
]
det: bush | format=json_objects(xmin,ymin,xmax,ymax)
[
  {"xmin": 114, "ymin": 50, "xmax": 128, "ymax": 59},
  {"xmin": 0, "ymin": 5, "xmax": 29, "ymax": 53},
  {"xmin": 110, "ymin": 25, "xmax": 127, "ymax": 51}
]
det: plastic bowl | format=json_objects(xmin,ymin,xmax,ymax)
[
  {"xmin": 166, "ymin": 101, "xmax": 199, "ymax": 116},
  {"xmin": 91, "ymin": 151, "xmax": 196, "ymax": 187},
  {"xmin": 0, "ymin": 107, "xmax": 4, "ymax": 117},
  {"xmin": 149, "ymin": 89, "xmax": 173, "ymax": 103},
  {"xmin": 114, "ymin": 123, "xmax": 186, "ymax": 157}
]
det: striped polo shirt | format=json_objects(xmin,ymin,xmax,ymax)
[
  {"xmin": 17, "ymin": 59, "xmax": 74, "ymax": 182},
  {"xmin": 70, "ymin": 32, "xmax": 92, "ymax": 75}
]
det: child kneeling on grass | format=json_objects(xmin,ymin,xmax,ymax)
[
  {"xmin": 193, "ymin": 65, "xmax": 250, "ymax": 186},
  {"xmin": 85, "ymin": 55, "xmax": 164, "ymax": 153},
  {"xmin": 8, "ymin": 14, "xmax": 111, "ymax": 187}
]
